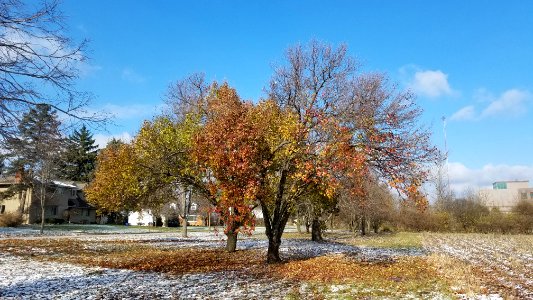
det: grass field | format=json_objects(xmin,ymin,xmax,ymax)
[{"xmin": 0, "ymin": 226, "xmax": 531, "ymax": 299}]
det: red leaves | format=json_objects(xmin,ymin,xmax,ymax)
[{"xmin": 193, "ymin": 84, "xmax": 268, "ymax": 235}]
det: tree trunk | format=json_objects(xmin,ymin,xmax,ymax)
[
  {"xmin": 296, "ymin": 210, "xmax": 302, "ymax": 233},
  {"xmin": 267, "ymin": 234, "xmax": 282, "ymax": 263},
  {"xmin": 226, "ymin": 230, "xmax": 238, "ymax": 252},
  {"xmin": 311, "ymin": 217, "xmax": 323, "ymax": 241},
  {"xmin": 305, "ymin": 216, "xmax": 311, "ymax": 233},
  {"xmin": 372, "ymin": 220, "xmax": 379, "ymax": 233},
  {"xmin": 262, "ymin": 169, "xmax": 291, "ymax": 264},
  {"xmin": 40, "ymin": 184, "xmax": 45, "ymax": 235},
  {"xmin": 361, "ymin": 214, "xmax": 366, "ymax": 236},
  {"xmin": 182, "ymin": 215, "xmax": 188, "ymax": 237},
  {"xmin": 18, "ymin": 190, "xmax": 25, "ymax": 214}
]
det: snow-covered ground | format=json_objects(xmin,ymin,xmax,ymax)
[
  {"xmin": 3, "ymin": 227, "xmax": 527, "ymax": 299},
  {"xmin": 0, "ymin": 224, "xmax": 175, "ymax": 237},
  {"xmin": 424, "ymin": 233, "xmax": 533, "ymax": 299},
  {"xmin": 0, "ymin": 252, "xmax": 299, "ymax": 299},
  {"xmin": 0, "ymin": 226, "xmax": 430, "ymax": 299}
]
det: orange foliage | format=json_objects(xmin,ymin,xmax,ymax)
[{"xmin": 193, "ymin": 84, "xmax": 270, "ymax": 234}]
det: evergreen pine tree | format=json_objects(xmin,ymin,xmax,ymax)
[
  {"xmin": 7, "ymin": 104, "xmax": 65, "ymax": 233},
  {"xmin": 62, "ymin": 125, "xmax": 99, "ymax": 182}
]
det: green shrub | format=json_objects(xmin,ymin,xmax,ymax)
[{"xmin": 0, "ymin": 212, "xmax": 24, "ymax": 227}]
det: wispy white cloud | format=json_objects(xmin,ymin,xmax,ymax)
[
  {"xmin": 480, "ymin": 89, "xmax": 530, "ymax": 118},
  {"xmin": 121, "ymin": 68, "xmax": 146, "ymax": 83},
  {"xmin": 78, "ymin": 63, "xmax": 102, "ymax": 77},
  {"xmin": 450, "ymin": 105, "xmax": 476, "ymax": 121},
  {"xmin": 450, "ymin": 89, "xmax": 531, "ymax": 122},
  {"xmin": 103, "ymin": 103, "xmax": 159, "ymax": 119},
  {"xmin": 409, "ymin": 70, "xmax": 454, "ymax": 98},
  {"xmin": 93, "ymin": 132, "xmax": 133, "ymax": 149}
]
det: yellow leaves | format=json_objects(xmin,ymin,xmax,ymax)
[
  {"xmin": 253, "ymin": 99, "xmax": 301, "ymax": 160},
  {"xmin": 85, "ymin": 143, "xmax": 143, "ymax": 212}
]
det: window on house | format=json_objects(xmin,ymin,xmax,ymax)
[
  {"xmin": 85, "ymin": 209, "xmax": 90, "ymax": 216},
  {"xmin": 45, "ymin": 206, "xmax": 58, "ymax": 216},
  {"xmin": 0, "ymin": 205, "xmax": 5, "ymax": 214},
  {"xmin": 521, "ymin": 193, "xmax": 527, "ymax": 200},
  {"xmin": 70, "ymin": 189, "xmax": 77, "ymax": 197}
]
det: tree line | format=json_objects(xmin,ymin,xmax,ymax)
[
  {"xmin": 86, "ymin": 41, "xmax": 439, "ymax": 263},
  {"xmin": 0, "ymin": 103, "xmax": 99, "ymax": 233}
]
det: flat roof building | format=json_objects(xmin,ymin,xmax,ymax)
[{"xmin": 479, "ymin": 180, "xmax": 533, "ymax": 212}]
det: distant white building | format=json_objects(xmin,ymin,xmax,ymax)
[
  {"xmin": 127, "ymin": 201, "xmax": 219, "ymax": 227},
  {"xmin": 479, "ymin": 180, "xmax": 533, "ymax": 212},
  {"xmin": 128, "ymin": 210, "xmax": 156, "ymax": 226}
]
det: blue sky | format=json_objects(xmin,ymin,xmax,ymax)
[{"xmin": 62, "ymin": 1, "xmax": 533, "ymax": 194}]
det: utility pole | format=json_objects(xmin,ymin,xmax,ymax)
[{"xmin": 442, "ymin": 116, "xmax": 450, "ymax": 190}]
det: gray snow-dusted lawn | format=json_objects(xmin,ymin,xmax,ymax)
[
  {"xmin": 0, "ymin": 253, "xmax": 298, "ymax": 299},
  {"xmin": 0, "ymin": 226, "xmax": 433, "ymax": 299},
  {"xmin": 424, "ymin": 233, "xmax": 533, "ymax": 299},
  {"xmin": 2, "ymin": 227, "xmax": 528, "ymax": 299}
]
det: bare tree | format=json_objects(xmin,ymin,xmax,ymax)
[
  {"xmin": 164, "ymin": 72, "xmax": 209, "ymax": 122},
  {"xmin": 0, "ymin": 0, "xmax": 104, "ymax": 142},
  {"xmin": 433, "ymin": 159, "xmax": 453, "ymax": 211}
]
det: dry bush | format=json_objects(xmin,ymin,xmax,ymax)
[
  {"xmin": 396, "ymin": 206, "xmax": 435, "ymax": 232},
  {"xmin": 476, "ymin": 211, "xmax": 516, "ymax": 233},
  {"xmin": 430, "ymin": 211, "xmax": 455, "ymax": 232},
  {"xmin": 0, "ymin": 212, "xmax": 24, "ymax": 227},
  {"xmin": 513, "ymin": 201, "xmax": 533, "ymax": 233}
]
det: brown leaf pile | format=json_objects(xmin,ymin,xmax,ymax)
[
  {"xmin": 0, "ymin": 239, "xmax": 265, "ymax": 275},
  {"xmin": 75, "ymin": 248, "xmax": 264, "ymax": 274},
  {"xmin": 271, "ymin": 254, "xmax": 435, "ymax": 284}
]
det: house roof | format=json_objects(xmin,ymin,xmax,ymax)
[
  {"xmin": 0, "ymin": 177, "xmax": 87, "ymax": 193},
  {"xmin": 0, "ymin": 176, "xmax": 18, "ymax": 184},
  {"xmin": 52, "ymin": 180, "xmax": 78, "ymax": 189}
]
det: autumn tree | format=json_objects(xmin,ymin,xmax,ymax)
[
  {"xmin": 260, "ymin": 41, "xmax": 438, "ymax": 262},
  {"xmin": 132, "ymin": 116, "xmax": 210, "ymax": 237},
  {"xmin": 86, "ymin": 117, "xmax": 204, "ymax": 234},
  {"xmin": 339, "ymin": 177, "xmax": 396, "ymax": 235},
  {"xmin": 85, "ymin": 142, "xmax": 143, "ymax": 214},
  {"xmin": 193, "ymin": 84, "xmax": 273, "ymax": 251}
]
